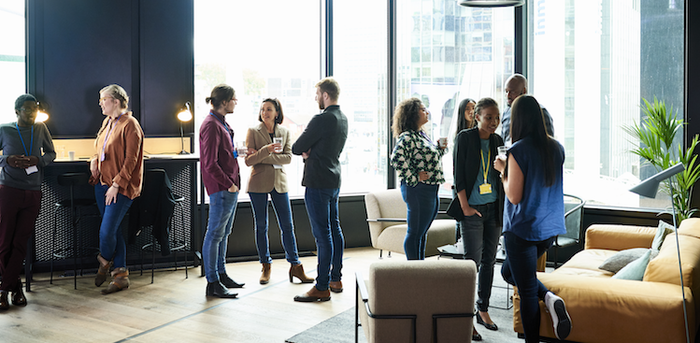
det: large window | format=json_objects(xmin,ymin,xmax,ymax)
[
  {"xmin": 397, "ymin": 0, "xmax": 515, "ymax": 196},
  {"xmin": 527, "ymin": 0, "xmax": 685, "ymax": 208},
  {"xmin": 194, "ymin": 0, "xmax": 320, "ymax": 200},
  {"xmin": 333, "ymin": 0, "xmax": 389, "ymax": 193},
  {"xmin": 0, "ymin": 2, "xmax": 26, "ymax": 124}
]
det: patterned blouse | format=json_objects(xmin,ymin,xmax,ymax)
[{"xmin": 390, "ymin": 130, "xmax": 446, "ymax": 187}]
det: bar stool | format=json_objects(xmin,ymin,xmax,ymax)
[
  {"xmin": 141, "ymin": 195, "xmax": 188, "ymax": 283},
  {"xmin": 50, "ymin": 172, "xmax": 96, "ymax": 289},
  {"xmin": 136, "ymin": 169, "xmax": 189, "ymax": 283}
]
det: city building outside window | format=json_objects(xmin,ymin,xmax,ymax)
[{"xmin": 527, "ymin": 0, "xmax": 685, "ymax": 209}]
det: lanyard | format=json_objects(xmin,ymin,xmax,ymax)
[
  {"xmin": 209, "ymin": 111, "xmax": 234, "ymax": 148},
  {"xmin": 101, "ymin": 113, "xmax": 123, "ymax": 159},
  {"xmin": 15, "ymin": 123, "xmax": 34, "ymax": 156},
  {"xmin": 480, "ymin": 145, "xmax": 490, "ymax": 183},
  {"xmin": 419, "ymin": 131, "xmax": 433, "ymax": 146}
]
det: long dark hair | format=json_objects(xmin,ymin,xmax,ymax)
[
  {"xmin": 455, "ymin": 98, "xmax": 475, "ymax": 135},
  {"xmin": 510, "ymin": 95, "xmax": 556, "ymax": 187}
]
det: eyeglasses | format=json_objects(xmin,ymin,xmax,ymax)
[
  {"xmin": 99, "ymin": 96, "xmax": 115, "ymax": 104},
  {"xmin": 19, "ymin": 107, "xmax": 38, "ymax": 113}
]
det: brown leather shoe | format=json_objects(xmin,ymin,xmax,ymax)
[
  {"xmin": 11, "ymin": 280, "xmax": 26, "ymax": 306},
  {"xmin": 0, "ymin": 291, "xmax": 8, "ymax": 310},
  {"xmin": 329, "ymin": 280, "xmax": 343, "ymax": 293},
  {"xmin": 294, "ymin": 286, "xmax": 331, "ymax": 302},
  {"xmin": 289, "ymin": 263, "xmax": 314, "ymax": 283},
  {"xmin": 102, "ymin": 268, "xmax": 130, "ymax": 295},
  {"xmin": 95, "ymin": 254, "xmax": 113, "ymax": 287},
  {"xmin": 260, "ymin": 263, "xmax": 271, "ymax": 284}
]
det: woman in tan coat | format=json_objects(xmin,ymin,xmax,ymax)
[{"xmin": 245, "ymin": 98, "xmax": 313, "ymax": 285}]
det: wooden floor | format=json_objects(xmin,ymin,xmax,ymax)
[{"xmin": 1, "ymin": 247, "xmax": 416, "ymax": 343}]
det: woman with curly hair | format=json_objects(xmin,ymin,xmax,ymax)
[{"xmin": 390, "ymin": 98, "xmax": 446, "ymax": 260}]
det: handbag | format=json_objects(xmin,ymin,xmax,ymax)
[{"xmin": 446, "ymin": 197, "xmax": 464, "ymax": 221}]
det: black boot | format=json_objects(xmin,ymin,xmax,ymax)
[
  {"xmin": 206, "ymin": 281, "xmax": 238, "ymax": 298},
  {"xmin": 218, "ymin": 273, "xmax": 245, "ymax": 288}
]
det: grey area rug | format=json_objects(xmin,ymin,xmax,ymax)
[
  {"xmin": 286, "ymin": 307, "xmax": 366, "ymax": 343},
  {"xmin": 286, "ymin": 265, "xmax": 525, "ymax": 343}
]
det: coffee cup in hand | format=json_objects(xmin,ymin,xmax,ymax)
[
  {"xmin": 273, "ymin": 137, "xmax": 283, "ymax": 153},
  {"xmin": 497, "ymin": 146, "xmax": 507, "ymax": 158}
]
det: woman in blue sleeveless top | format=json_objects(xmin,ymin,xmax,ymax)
[{"xmin": 494, "ymin": 95, "xmax": 571, "ymax": 342}]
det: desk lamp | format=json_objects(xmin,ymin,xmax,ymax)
[{"xmin": 177, "ymin": 102, "xmax": 193, "ymax": 155}]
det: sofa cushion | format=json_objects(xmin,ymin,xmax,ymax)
[
  {"xmin": 651, "ymin": 220, "xmax": 675, "ymax": 251},
  {"xmin": 643, "ymin": 233, "xmax": 700, "ymax": 289},
  {"xmin": 612, "ymin": 249, "xmax": 652, "ymax": 280},
  {"xmin": 678, "ymin": 218, "xmax": 700, "ymax": 240},
  {"xmin": 551, "ymin": 249, "xmax": 617, "ymax": 278},
  {"xmin": 599, "ymin": 248, "xmax": 659, "ymax": 273}
]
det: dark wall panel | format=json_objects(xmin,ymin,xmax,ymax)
[
  {"xmin": 27, "ymin": 0, "xmax": 193, "ymax": 138},
  {"xmin": 29, "ymin": 0, "xmax": 135, "ymax": 137},
  {"xmin": 139, "ymin": 0, "xmax": 194, "ymax": 136}
]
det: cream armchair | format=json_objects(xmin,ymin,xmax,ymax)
[
  {"xmin": 364, "ymin": 189, "xmax": 456, "ymax": 258},
  {"xmin": 355, "ymin": 259, "xmax": 477, "ymax": 343}
]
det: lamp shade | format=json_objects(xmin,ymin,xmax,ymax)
[
  {"xmin": 629, "ymin": 163, "xmax": 685, "ymax": 198},
  {"xmin": 459, "ymin": 0, "xmax": 524, "ymax": 7},
  {"xmin": 177, "ymin": 101, "xmax": 192, "ymax": 122}
]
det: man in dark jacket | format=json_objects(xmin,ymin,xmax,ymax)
[{"xmin": 291, "ymin": 77, "xmax": 348, "ymax": 302}]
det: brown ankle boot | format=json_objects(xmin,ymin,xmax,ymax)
[
  {"xmin": 95, "ymin": 254, "xmax": 113, "ymax": 287},
  {"xmin": 289, "ymin": 263, "xmax": 314, "ymax": 283},
  {"xmin": 259, "ymin": 263, "xmax": 271, "ymax": 284},
  {"xmin": 102, "ymin": 268, "xmax": 129, "ymax": 295}
]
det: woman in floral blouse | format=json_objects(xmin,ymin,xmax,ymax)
[{"xmin": 390, "ymin": 98, "xmax": 446, "ymax": 260}]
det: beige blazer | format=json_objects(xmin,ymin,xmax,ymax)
[{"xmin": 244, "ymin": 123, "xmax": 292, "ymax": 193}]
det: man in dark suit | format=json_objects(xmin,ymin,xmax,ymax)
[{"xmin": 291, "ymin": 77, "xmax": 348, "ymax": 302}]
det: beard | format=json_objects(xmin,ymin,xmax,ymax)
[{"xmin": 317, "ymin": 100, "xmax": 325, "ymax": 110}]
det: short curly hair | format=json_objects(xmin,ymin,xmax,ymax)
[{"xmin": 392, "ymin": 98, "xmax": 424, "ymax": 138}]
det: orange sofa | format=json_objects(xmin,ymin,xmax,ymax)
[{"xmin": 512, "ymin": 218, "xmax": 700, "ymax": 343}]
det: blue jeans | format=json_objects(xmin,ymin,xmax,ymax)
[
  {"xmin": 95, "ymin": 184, "xmax": 133, "ymax": 269},
  {"xmin": 460, "ymin": 202, "xmax": 501, "ymax": 312},
  {"xmin": 304, "ymin": 187, "xmax": 343, "ymax": 291},
  {"xmin": 250, "ymin": 189, "xmax": 300, "ymax": 265},
  {"xmin": 203, "ymin": 190, "xmax": 238, "ymax": 283},
  {"xmin": 501, "ymin": 231, "xmax": 555, "ymax": 343},
  {"xmin": 400, "ymin": 181, "xmax": 439, "ymax": 260}
]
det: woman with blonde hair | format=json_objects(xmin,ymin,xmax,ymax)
[{"xmin": 91, "ymin": 84, "xmax": 144, "ymax": 295}]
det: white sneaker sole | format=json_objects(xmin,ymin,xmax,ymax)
[{"xmin": 549, "ymin": 297, "xmax": 572, "ymax": 340}]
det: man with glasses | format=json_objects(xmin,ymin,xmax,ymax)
[
  {"xmin": 0, "ymin": 94, "xmax": 55, "ymax": 309},
  {"xmin": 292, "ymin": 77, "xmax": 348, "ymax": 302}
]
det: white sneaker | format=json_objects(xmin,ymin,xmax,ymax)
[{"xmin": 544, "ymin": 292, "xmax": 571, "ymax": 340}]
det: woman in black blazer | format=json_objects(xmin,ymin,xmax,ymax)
[{"xmin": 453, "ymin": 97, "xmax": 504, "ymax": 337}]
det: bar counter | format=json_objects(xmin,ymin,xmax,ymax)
[{"xmin": 26, "ymin": 154, "xmax": 199, "ymax": 290}]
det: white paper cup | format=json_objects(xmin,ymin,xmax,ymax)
[
  {"xmin": 68, "ymin": 151, "xmax": 75, "ymax": 160},
  {"xmin": 497, "ymin": 146, "xmax": 507, "ymax": 158}
]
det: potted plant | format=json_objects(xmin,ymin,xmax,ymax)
[{"xmin": 624, "ymin": 96, "xmax": 700, "ymax": 221}]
